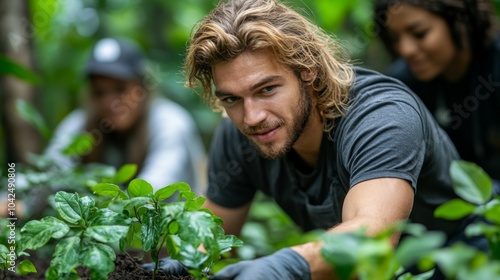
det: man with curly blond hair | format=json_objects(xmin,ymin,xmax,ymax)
[{"xmin": 147, "ymin": 0, "xmax": 489, "ymax": 279}]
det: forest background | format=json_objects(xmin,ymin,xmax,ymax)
[{"xmin": 1, "ymin": 0, "xmax": 500, "ymax": 174}]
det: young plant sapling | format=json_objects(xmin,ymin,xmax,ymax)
[
  {"xmin": 91, "ymin": 179, "xmax": 243, "ymax": 279},
  {"xmin": 18, "ymin": 192, "xmax": 131, "ymax": 280}
]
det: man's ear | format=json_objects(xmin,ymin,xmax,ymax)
[{"xmin": 300, "ymin": 70, "xmax": 317, "ymax": 83}]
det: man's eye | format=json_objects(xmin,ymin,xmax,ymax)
[
  {"xmin": 262, "ymin": 86, "xmax": 276, "ymax": 93},
  {"xmin": 222, "ymin": 96, "xmax": 239, "ymax": 104}
]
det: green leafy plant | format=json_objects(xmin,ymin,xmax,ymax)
[
  {"xmin": 18, "ymin": 192, "xmax": 131, "ymax": 280},
  {"xmin": 319, "ymin": 160, "xmax": 500, "ymax": 280},
  {"xmin": 0, "ymin": 219, "xmax": 37, "ymax": 278},
  {"xmin": 435, "ymin": 160, "xmax": 500, "ymax": 260},
  {"xmin": 91, "ymin": 179, "xmax": 243, "ymax": 279}
]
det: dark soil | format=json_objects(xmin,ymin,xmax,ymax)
[{"xmin": 2, "ymin": 253, "xmax": 194, "ymax": 280}]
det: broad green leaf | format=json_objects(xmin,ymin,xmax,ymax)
[
  {"xmin": 321, "ymin": 233, "xmax": 362, "ymax": 280},
  {"xmin": 484, "ymin": 203, "xmax": 500, "ymax": 224},
  {"xmin": 428, "ymin": 243, "xmax": 483, "ymax": 278},
  {"xmin": 465, "ymin": 222, "xmax": 500, "ymax": 238},
  {"xmin": 91, "ymin": 183, "xmax": 128, "ymax": 199},
  {"xmin": 128, "ymin": 178, "xmax": 154, "ymax": 197},
  {"xmin": 450, "ymin": 160, "xmax": 492, "ymax": 204},
  {"xmin": 162, "ymin": 202, "xmax": 185, "ymax": 220},
  {"xmin": 62, "ymin": 133, "xmax": 95, "ymax": 157},
  {"xmin": 177, "ymin": 211, "xmax": 217, "ymax": 242},
  {"xmin": 19, "ymin": 217, "xmax": 69, "ymax": 251},
  {"xmin": 155, "ymin": 182, "xmax": 191, "ymax": 200},
  {"xmin": 45, "ymin": 267, "xmax": 80, "ymax": 280},
  {"xmin": 54, "ymin": 192, "xmax": 90, "ymax": 224},
  {"xmin": 395, "ymin": 231, "xmax": 446, "ymax": 267},
  {"xmin": 434, "ymin": 199, "xmax": 476, "ymax": 220},
  {"xmin": 216, "ymin": 234, "xmax": 244, "ymax": 254},
  {"xmin": 0, "ymin": 55, "xmax": 40, "ymax": 83},
  {"xmin": 112, "ymin": 164, "xmax": 137, "ymax": 184},
  {"xmin": 185, "ymin": 196, "xmax": 206, "ymax": 211},
  {"xmin": 49, "ymin": 236, "xmax": 81, "ymax": 275},
  {"xmin": 18, "ymin": 259, "xmax": 37, "ymax": 275},
  {"xmin": 15, "ymin": 99, "xmax": 50, "ymax": 139},
  {"xmin": 85, "ymin": 209, "xmax": 131, "ymax": 243},
  {"xmin": 166, "ymin": 235, "xmax": 182, "ymax": 260},
  {"xmin": 0, "ymin": 244, "xmax": 9, "ymax": 256},
  {"xmin": 123, "ymin": 196, "xmax": 153, "ymax": 214},
  {"xmin": 140, "ymin": 210, "xmax": 161, "ymax": 251},
  {"xmin": 169, "ymin": 221, "xmax": 179, "ymax": 234},
  {"xmin": 176, "ymin": 241, "xmax": 209, "ymax": 269},
  {"xmin": 81, "ymin": 243, "xmax": 116, "ymax": 280}
]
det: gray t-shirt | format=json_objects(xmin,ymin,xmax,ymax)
[{"xmin": 206, "ymin": 67, "xmax": 464, "ymax": 236}]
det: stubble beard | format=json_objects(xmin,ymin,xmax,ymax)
[{"xmin": 246, "ymin": 82, "xmax": 312, "ymax": 159}]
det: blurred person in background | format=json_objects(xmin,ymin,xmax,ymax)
[
  {"xmin": 374, "ymin": 0, "xmax": 500, "ymax": 190},
  {"xmin": 46, "ymin": 37, "xmax": 206, "ymax": 194}
]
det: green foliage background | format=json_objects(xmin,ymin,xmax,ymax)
[{"xmin": 1, "ymin": 0, "xmax": 392, "ymax": 157}]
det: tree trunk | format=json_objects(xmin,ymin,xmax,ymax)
[{"xmin": 0, "ymin": 0, "xmax": 40, "ymax": 164}]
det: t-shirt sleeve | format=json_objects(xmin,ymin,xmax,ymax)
[
  {"xmin": 206, "ymin": 118, "xmax": 257, "ymax": 208},
  {"xmin": 339, "ymin": 92, "xmax": 425, "ymax": 190}
]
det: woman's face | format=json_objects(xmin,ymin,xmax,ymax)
[
  {"xmin": 89, "ymin": 76, "xmax": 148, "ymax": 132},
  {"xmin": 385, "ymin": 4, "xmax": 469, "ymax": 82}
]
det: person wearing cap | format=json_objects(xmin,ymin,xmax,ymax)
[{"xmin": 45, "ymin": 37, "xmax": 206, "ymax": 194}]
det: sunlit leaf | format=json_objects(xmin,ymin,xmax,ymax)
[
  {"xmin": 62, "ymin": 133, "xmax": 95, "ymax": 157},
  {"xmin": 91, "ymin": 183, "xmax": 128, "ymax": 199},
  {"xmin": 18, "ymin": 259, "xmax": 37, "ymax": 275},
  {"xmin": 128, "ymin": 178, "xmax": 154, "ymax": 197},
  {"xmin": 49, "ymin": 236, "xmax": 81, "ymax": 275},
  {"xmin": 85, "ymin": 209, "xmax": 131, "ymax": 243},
  {"xmin": 434, "ymin": 199, "xmax": 476, "ymax": 220},
  {"xmin": 112, "ymin": 164, "xmax": 137, "ymax": 184},
  {"xmin": 450, "ymin": 160, "xmax": 492, "ymax": 204},
  {"xmin": 19, "ymin": 217, "xmax": 69, "ymax": 251},
  {"xmin": 81, "ymin": 243, "xmax": 116, "ymax": 280},
  {"xmin": 54, "ymin": 192, "xmax": 90, "ymax": 224}
]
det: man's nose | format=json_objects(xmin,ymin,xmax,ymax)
[{"xmin": 243, "ymin": 99, "xmax": 266, "ymax": 127}]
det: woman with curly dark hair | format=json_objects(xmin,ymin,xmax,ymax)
[{"xmin": 374, "ymin": 0, "xmax": 500, "ymax": 189}]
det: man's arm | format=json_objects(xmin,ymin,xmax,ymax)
[
  {"xmin": 203, "ymin": 199, "xmax": 253, "ymax": 236},
  {"xmin": 292, "ymin": 177, "xmax": 415, "ymax": 280}
]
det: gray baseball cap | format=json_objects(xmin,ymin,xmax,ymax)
[{"xmin": 85, "ymin": 37, "xmax": 146, "ymax": 80}]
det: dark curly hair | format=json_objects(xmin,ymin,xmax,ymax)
[{"xmin": 374, "ymin": 0, "xmax": 498, "ymax": 57}]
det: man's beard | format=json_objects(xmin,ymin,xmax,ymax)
[{"xmin": 244, "ymin": 82, "xmax": 312, "ymax": 159}]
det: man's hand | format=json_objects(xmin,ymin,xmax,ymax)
[
  {"xmin": 141, "ymin": 256, "xmax": 189, "ymax": 275},
  {"xmin": 211, "ymin": 248, "xmax": 311, "ymax": 280}
]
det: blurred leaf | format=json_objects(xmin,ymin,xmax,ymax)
[
  {"xmin": 111, "ymin": 164, "xmax": 137, "ymax": 184},
  {"xmin": 62, "ymin": 133, "xmax": 95, "ymax": 157},
  {"xmin": 395, "ymin": 231, "xmax": 446, "ymax": 268},
  {"xmin": 18, "ymin": 259, "xmax": 37, "ymax": 275},
  {"xmin": 434, "ymin": 199, "xmax": 476, "ymax": 220},
  {"xmin": 450, "ymin": 160, "xmax": 492, "ymax": 204},
  {"xmin": 16, "ymin": 99, "xmax": 51, "ymax": 139},
  {"xmin": 0, "ymin": 55, "xmax": 40, "ymax": 83}
]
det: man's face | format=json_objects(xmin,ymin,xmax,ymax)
[
  {"xmin": 212, "ymin": 49, "xmax": 312, "ymax": 159},
  {"xmin": 89, "ymin": 76, "xmax": 147, "ymax": 132}
]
